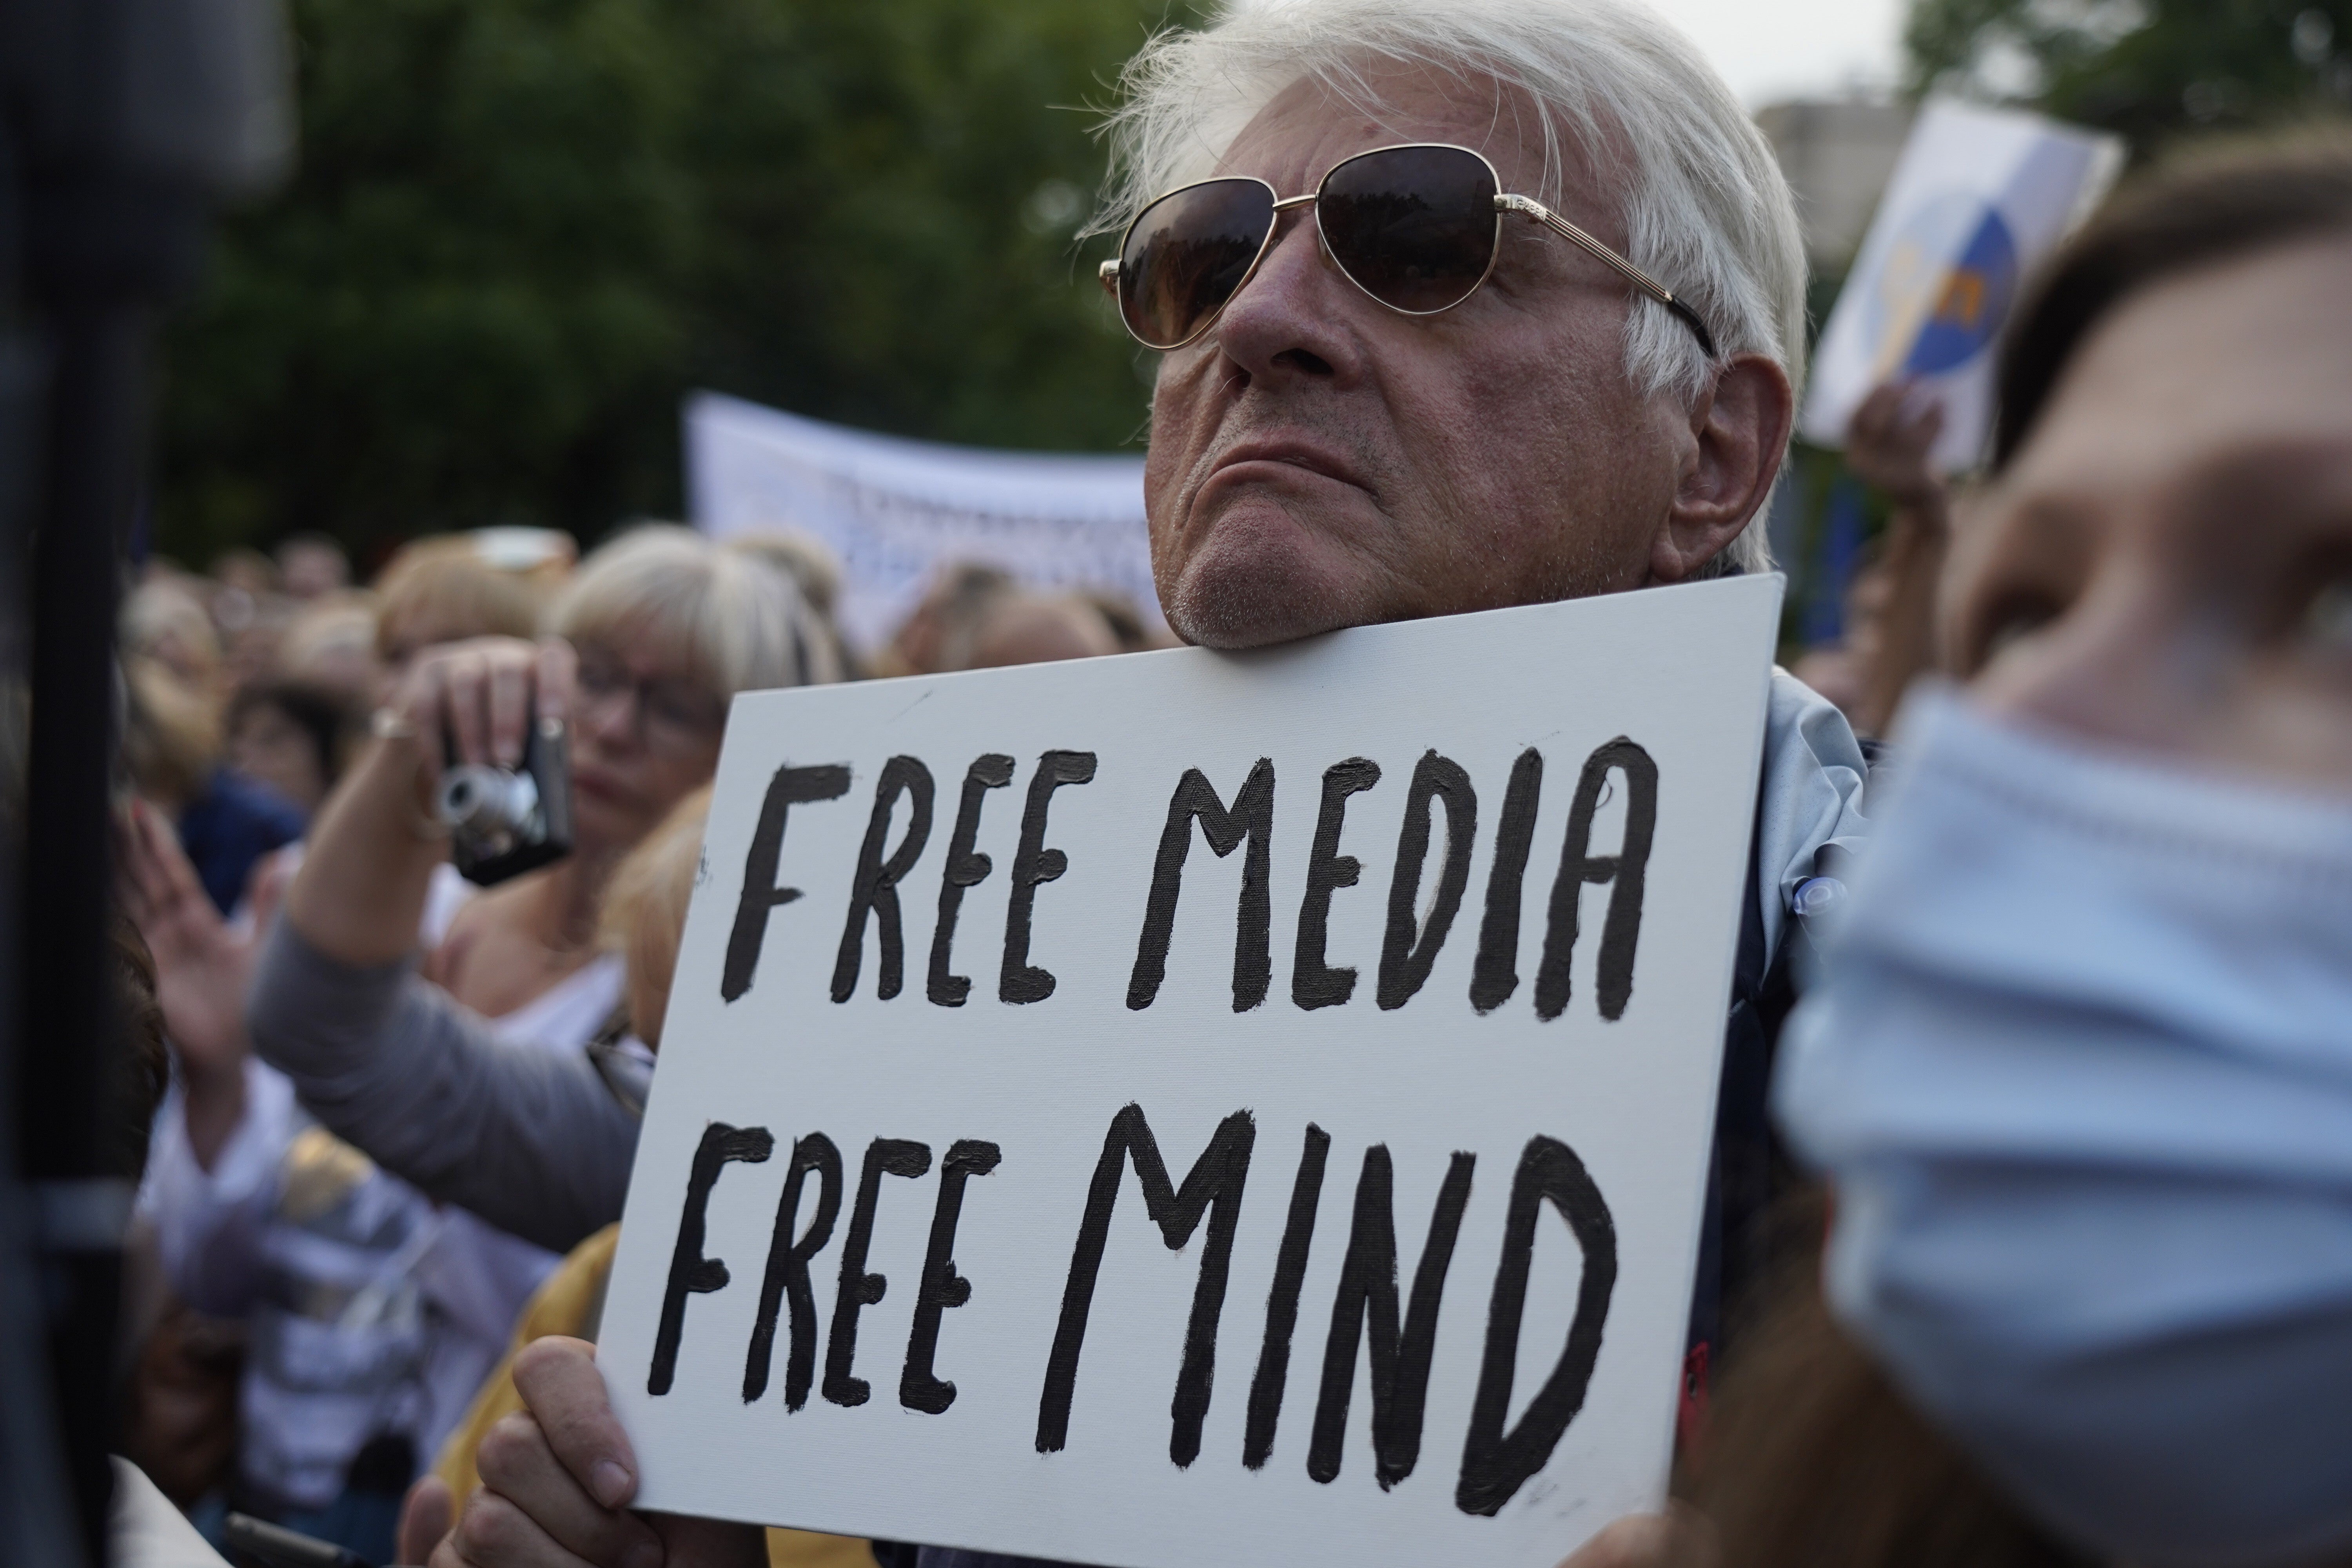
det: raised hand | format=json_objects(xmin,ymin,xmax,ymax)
[
  {"xmin": 118, "ymin": 799, "xmax": 264, "ymax": 1167},
  {"xmin": 1844, "ymin": 380, "xmax": 1947, "ymax": 508}
]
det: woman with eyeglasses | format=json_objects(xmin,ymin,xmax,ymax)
[{"xmin": 125, "ymin": 526, "xmax": 835, "ymax": 1561}]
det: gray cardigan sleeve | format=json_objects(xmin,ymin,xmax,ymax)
[{"xmin": 246, "ymin": 917, "xmax": 640, "ymax": 1254}]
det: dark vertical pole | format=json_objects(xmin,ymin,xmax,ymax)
[{"xmin": 19, "ymin": 286, "xmax": 149, "ymax": 1568}]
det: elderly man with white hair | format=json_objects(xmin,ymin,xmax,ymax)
[{"xmin": 414, "ymin": 1, "xmax": 1867, "ymax": 1563}]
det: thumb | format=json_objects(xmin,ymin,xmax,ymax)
[{"xmin": 397, "ymin": 1474, "xmax": 454, "ymax": 1566}]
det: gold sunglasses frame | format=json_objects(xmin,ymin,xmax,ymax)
[{"xmin": 1098, "ymin": 141, "xmax": 1719, "ymax": 359}]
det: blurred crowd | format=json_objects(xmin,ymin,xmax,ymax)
[{"xmin": 108, "ymin": 524, "xmax": 1161, "ymax": 1567}]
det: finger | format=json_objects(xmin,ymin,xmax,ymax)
[
  {"xmin": 476, "ymin": 1412, "xmax": 663, "ymax": 1568},
  {"xmin": 508, "ymin": 1338, "xmax": 639, "ymax": 1511},
  {"xmin": 1849, "ymin": 381, "xmax": 1901, "ymax": 441},
  {"xmin": 445, "ymin": 1483, "xmax": 606, "ymax": 1568},
  {"xmin": 445, "ymin": 653, "xmax": 490, "ymax": 767},
  {"xmin": 535, "ymin": 638, "xmax": 576, "ymax": 731},
  {"xmin": 113, "ymin": 810, "xmax": 162, "ymax": 926},
  {"xmin": 399, "ymin": 1474, "xmax": 455, "ymax": 1566},
  {"xmin": 132, "ymin": 802, "xmax": 210, "ymax": 924},
  {"xmin": 487, "ymin": 652, "xmax": 530, "ymax": 770}
]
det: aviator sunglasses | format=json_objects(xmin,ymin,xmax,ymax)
[{"xmin": 1100, "ymin": 142, "xmax": 1717, "ymax": 358}]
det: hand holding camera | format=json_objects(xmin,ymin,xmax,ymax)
[{"xmin": 381, "ymin": 636, "xmax": 579, "ymax": 885}]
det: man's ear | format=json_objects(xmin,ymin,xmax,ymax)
[{"xmin": 1649, "ymin": 353, "xmax": 1795, "ymax": 583}]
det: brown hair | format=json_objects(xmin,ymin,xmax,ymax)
[
  {"xmin": 373, "ymin": 535, "xmax": 543, "ymax": 661},
  {"xmin": 1994, "ymin": 126, "xmax": 2352, "ymax": 470},
  {"xmin": 226, "ymin": 678, "xmax": 363, "ymax": 795},
  {"xmin": 1680, "ymin": 1192, "xmax": 2087, "ymax": 1568},
  {"xmin": 107, "ymin": 916, "xmax": 171, "ymax": 1181}
]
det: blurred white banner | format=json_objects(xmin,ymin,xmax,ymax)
[
  {"xmin": 1802, "ymin": 98, "xmax": 2123, "ymax": 471},
  {"xmin": 686, "ymin": 391, "xmax": 1157, "ymax": 654}
]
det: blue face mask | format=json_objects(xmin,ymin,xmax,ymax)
[{"xmin": 1773, "ymin": 687, "xmax": 2352, "ymax": 1568}]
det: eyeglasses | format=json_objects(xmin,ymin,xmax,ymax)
[
  {"xmin": 1098, "ymin": 142, "xmax": 1717, "ymax": 359},
  {"xmin": 574, "ymin": 647, "xmax": 728, "ymax": 756}
]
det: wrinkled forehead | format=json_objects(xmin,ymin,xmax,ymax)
[{"xmin": 1208, "ymin": 62, "xmax": 1617, "ymax": 216}]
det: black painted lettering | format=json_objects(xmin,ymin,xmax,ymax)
[
  {"xmin": 1469, "ymin": 749, "xmax": 1544, "ymax": 1014},
  {"xmin": 1455, "ymin": 1136, "xmax": 1618, "ymax": 1516},
  {"xmin": 1308, "ymin": 1147, "xmax": 1475, "ymax": 1488},
  {"xmin": 1292, "ymin": 758, "xmax": 1382, "ymax": 1010},
  {"xmin": 722, "ymin": 763, "xmax": 852, "ymax": 1003},
  {"xmin": 1127, "ymin": 760, "xmax": 1276, "ymax": 1013},
  {"xmin": 650, "ymin": 1123, "xmax": 775, "ymax": 1396},
  {"xmin": 1000, "ymin": 750, "xmax": 1098, "ymax": 1004},
  {"xmin": 900, "ymin": 1139, "xmax": 1004, "ymax": 1414},
  {"xmin": 928, "ymin": 754, "xmax": 1014, "ymax": 1006},
  {"xmin": 1036, "ymin": 1104, "xmax": 1256, "ymax": 1466},
  {"xmin": 1376, "ymin": 751, "xmax": 1478, "ymax": 1011},
  {"xmin": 831, "ymin": 757, "xmax": 936, "ymax": 1003},
  {"xmin": 1242, "ymin": 1123, "xmax": 1330, "ymax": 1470},
  {"xmin": 1534, "ymin": 739, "xmax": 1657, "ymax": 1022},
  {"xmin": 742, "ymin": 1133, "xmax": 842, "ymax": 1411},
  {"xmin": 823, "ymin": 1138, "xmax": 933, "ymax": 1408}
]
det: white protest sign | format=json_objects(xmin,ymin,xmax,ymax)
[
  {"xmin": 685, "ymin": 391, "xmax": 1159, "ymax": 654},
  {"xmin": 1802, "ymin": 97, "xmax": 2123, "ymax": 471},
  {"xmin": 600, "ymin": 576, "xmax": 1782, "ymax": 1568}
]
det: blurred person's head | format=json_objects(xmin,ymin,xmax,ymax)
[
  {"xmin": 1098, "ymin": 0, "xmax": 1802, "ymax": 650},
  {"xmin": 965, "ymin": 592, "xmax": 1123, "ymax": 669},
  {"xmin": 886, "ymin": 563, "xmax": 1018, "ymax": 675},
  {"xmin": 120, "ymin": 656, "xmax": 223, "ymax": 811},
  {"xmin": 225, "ymin": 679, "xmax": 358, "ymax": 815},
  {"xmin": 274, "ymin": 593, "xmax": 381, "ymax": 706},
  {"xmin": 466, "ymin": 525, "xmax": 578, "ymax": 589},
  {"xmin": 208, "ymin": 547, "xmax": 280, "ymax": 602},
  {"xmin": 722, "ymin": 530, "xmax": 855, "ymax": 677},
  {"xmin": 1073, "ymin": 588, "xmax": 1165, "ymax": 653},
  {"xmin": 275, "ymin": 532, "xmax": 350, "ymax": 600},
  {"xmin": 1773, "ymin": 131, "xmax": 2352, "ymax": 1568},
  {"xmin": 597, "ymin": 785, "xmax": 711, "ymax": 1051},
  {"xmin": 722, "ymin": 529, "xmax": 843, "ymax": 624},
  {"xmin": 374, "ymin": 536, "xmax": 544, "ymax": 688},
  {"xmin": 550, "ymin": 525, "xmax": 832, "ymax": 860},
  {"xmin": 122, "ymin": 577, "xmax": 224, "ymax": 694}
]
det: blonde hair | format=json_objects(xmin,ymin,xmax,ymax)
[
  {"xmin": 121, "ymin": 656, "xmax": 222, "ymax": 807},
  {"xmin": 550, "ymin": 525, "xmax": 840, "ymax": 697},
  {"xmin": 122, "ymin": 577, "xmax": 224, "ymax": 690},
  {"xmin": 600, "ymin": 785, "xmax": 711, "ymax": 1049},
  {"xmin": 374, "ymin": 536, "xmax": 544, "ymax": 658}
]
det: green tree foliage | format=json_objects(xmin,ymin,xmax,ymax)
[
  {"xmin": 1907, "ymin": 0, "xmax": 2352, "ymax": 150},
  {"xmin": 157, "ymin": 0, "xmax": 1185, "ymax": 563}
]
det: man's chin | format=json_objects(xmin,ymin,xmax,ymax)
[{"xmin": 1158, "ymin": 517, "xmax": 1371, "ymax": 651}]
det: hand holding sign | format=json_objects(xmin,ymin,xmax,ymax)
[
  {"xmin": 1802, "ymin": 99, "xmax": 2123, "ymax": 472},
  {"xmin": 597, "ymin": 579, "xmax": 1783, "ymax": 1568}
]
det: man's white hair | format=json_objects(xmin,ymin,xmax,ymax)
[{"xmin": 1095, "ymin": 0, "xmax": 1806, "ymax": 573}]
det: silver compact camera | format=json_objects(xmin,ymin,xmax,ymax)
[{"xmin": 437, "ymin": 713, "xmax": 573, "ymax": 885}]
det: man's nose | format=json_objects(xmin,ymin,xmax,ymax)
[{"xmin": 1210, "ymin": 208, "xmax": 1365, "ymax": 384}]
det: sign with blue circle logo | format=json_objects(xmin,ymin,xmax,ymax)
[{"xmin": 1868, "ymin": 192, "xmax": 2020, "ymax": 376}]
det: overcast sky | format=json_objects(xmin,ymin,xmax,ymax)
[{"xmin": 1645, "ymin": 0, "xmax": 1906, "ymax": 105}]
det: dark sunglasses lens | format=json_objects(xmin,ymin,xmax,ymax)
[
  {"xmin": 1119, "ymin": 179, "xmax": 1277, "ymax": 348},
  {"xmin": 1318, "ymin": 146, "xmax": 1499, "ymax": 313}
]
